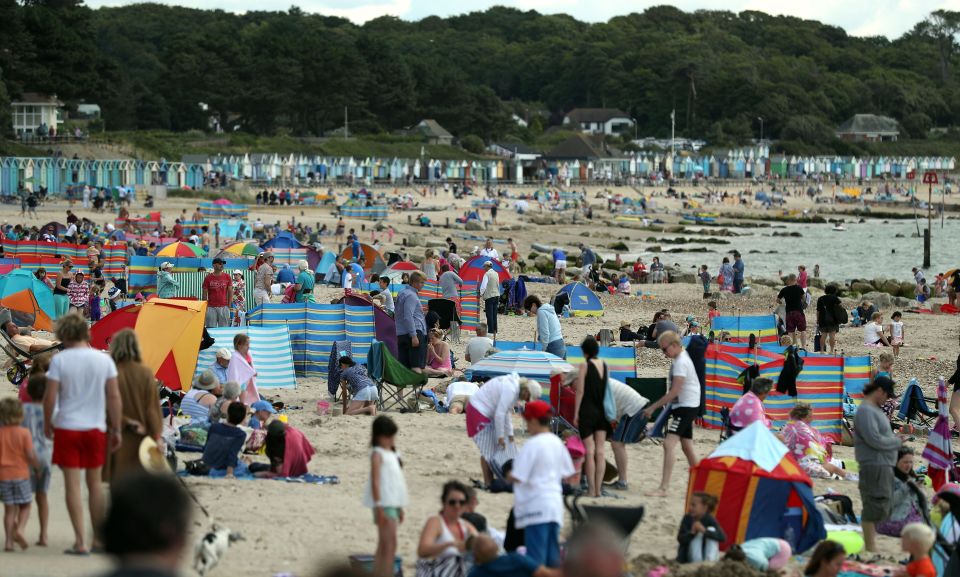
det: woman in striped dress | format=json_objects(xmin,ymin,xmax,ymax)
[
  {"xmin": 465, "ymin": 374, "xmax": 542, "ymax": 486},
  {"xmin": 231, "ymin": 270, "xmax": 246, "ymax": 325}
]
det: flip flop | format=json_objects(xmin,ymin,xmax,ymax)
[{"xmin": 63, "ymin": 547, "xmax": 90, "ymax": 556}]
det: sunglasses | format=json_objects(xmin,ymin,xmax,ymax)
[{"xmin": 446, "ymin": 499, "xmax": 467, "ymax": 506}]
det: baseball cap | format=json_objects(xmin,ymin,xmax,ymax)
[
  {"xmin": 160, "ymin": 262, "xmax": 173, "ymax": 270},
  {"xmin": 482, "ymin": 260, "xmax": 493, "ymax": 267},
  {"xmin": 873, "ymin": 375, "xmax": 895, "ymax": 397},
  {"xmin": 523, "ymin": 400, "xmax": 553, "ymax": 421},
  {"xmin": 215, "ymin": 348, "xmax": 232, "ymax": 360},
  {"xmin": 251, "ymin": 400, "xmax": 277, "ymax": 414},
  {"xmin": 212, "ymin": 257, "xmax": 226, "ymax": 264}
]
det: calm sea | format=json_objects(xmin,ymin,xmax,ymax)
[{"xmin": 603, "ymin": 217, "xmax": 960, "ymax": 282}]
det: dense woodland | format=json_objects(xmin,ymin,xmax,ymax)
[{"xmin": 1, "ymin": 1, "xmax": 960, "ymax": 151}]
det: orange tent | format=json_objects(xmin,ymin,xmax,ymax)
[{"xmin": 133, "ymin": 298, "xmax": 206, "ymax": 391}]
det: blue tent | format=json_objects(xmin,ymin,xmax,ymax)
[
  {"xmin": 557, "ymin": 283, "xmax": 603, "ymax": 317},
  {"xmin": 317, "ymin": 251, "xmax": 337, "ymax": 277},
  {"xmin": 261, "ymin": 231, "xmax": 303, "ymax": 250}
]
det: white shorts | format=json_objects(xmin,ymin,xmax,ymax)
[{"xmin": 555, "ymin": 260, "xmax": 567, "ymax": 269}]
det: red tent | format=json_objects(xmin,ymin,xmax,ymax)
[
  {"xmin": 90, "ymin": 304, "xmax": 142, "ymax": 350},
  {"xmin": 459, "ymin": 255, "xmax": 510, "ymax": 283}
]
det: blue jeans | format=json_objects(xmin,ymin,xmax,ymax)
[
  {"xmin": 545, "ymin": 339, "xmax": 566, "ymax": 359},
  {"xmin": 524, "ymin": 522, "xmax": 560, "ymax": 568}
]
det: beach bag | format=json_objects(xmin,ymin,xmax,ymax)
[
  {"xmin": 185, "ymin": 459, "xmax": 210, "ymax": 476},
  {"xmin": 415, "ymin": 554, "xmax": 466, "ymax": 577},
  {"xmin": 831, "ymin": 303, "xmax": 849, "ymax": 325}
]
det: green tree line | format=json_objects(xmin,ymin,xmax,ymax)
[{"xmin": 0, "ymin": 1, "xmax": 959, "ymax": 148}]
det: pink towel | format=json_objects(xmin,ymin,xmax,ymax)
[{"xmin": 227, "ymin": 353, "xmax": 259, "ymax": 405}]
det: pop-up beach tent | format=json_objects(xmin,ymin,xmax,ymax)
[
  {"xmin": 686, "ymin": 422, "xmax": 826, "ymax": 553},
  {"xmin": 134, "ymin": 298, "xmax": 206, "ymax": 391},
  {"xmin": 557, "ymin": 282, "xmax": 603, "ymax": 317}
]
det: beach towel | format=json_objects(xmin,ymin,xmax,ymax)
[
  {"xmin": 281, "ymin": 426, "xmax": 315, "ymax": 478},
  {"xmin": 228, "ymin": 353, "xmax": 259, "ymax": 404}
]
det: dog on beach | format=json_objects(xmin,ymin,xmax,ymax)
[{"xmin": 193, "ymin": 522, "xmax": 244, "ymax": 576}]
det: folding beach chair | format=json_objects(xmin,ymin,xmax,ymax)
[
  {"xmin": 0, "ymin": 309, "xmax": 62, "ymax": 385},
  {"xmin": 427, "ymin": 299, "xmax": 461, "ymax": 343},
  {"xmin": 625, "ymin": 377, "xmax": 666, "ymax": 420},
  {"xmin": 896, "ymin": 379, "xmax": 938, "ymax": 428},
  {"xmin": 366, "ymin": 340, "xmax": 428, "ymax": 412}
]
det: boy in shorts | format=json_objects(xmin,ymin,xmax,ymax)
[{"xmin": 642, "ymin": 331, "xmax": 701, "ymax": 497}]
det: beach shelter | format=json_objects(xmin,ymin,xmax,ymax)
[
  {"xmin": 459, "ymin": 256, "xmax": 510, "ymax": 283},
  {"xmin": 134, "ymin": 298, "xmax": 206, "ymax": 391},
  {"xmin": 340, "ymin": 243, "xmax": 387, "ymax": 274},
  {"xmin": 0, "ymin": 269, "xmax": 57, "ymax": 330},
  {"xmin": 686, "ymin": 422, "xmax": 826, "ymax": 553},
  {"xmin": 557, "ymin": 283, "xmax": 603, "ymax": 317},
  {"xmin": 467, "ymin": 349, "xmax": 573, "ymax": 384},
  {"xmin": 379, "ymin": 261, "xmax": 418, "ymax": 282},
  {"xmin": 90, "ymin": 304, "xmax": 142, "ymax": 350},
  {"xmin": 218, "ymin": 241, "xmax": 263, "ymax": 258}
]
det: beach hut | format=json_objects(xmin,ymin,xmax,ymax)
[
  {"xmin": 686, "ymin": 422, "xmax": 825, "ymax": 552},
  {"xmin": 557, "ymin": 283, "xmax": 603, "ymax": 317}
]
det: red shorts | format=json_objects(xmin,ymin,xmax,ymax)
[
  {"xmin": 52, "ymin": 428, "xmax": 107, "ymax": 469},
  {"xmin": 786, "ymin": 310, "xmax": 807, "ymax": 333}
]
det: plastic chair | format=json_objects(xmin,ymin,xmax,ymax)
[{"xmin": 366, "ymin": 340, "xmax": 428, "ymax": 412}]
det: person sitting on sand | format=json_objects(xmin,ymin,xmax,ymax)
[
  {"xmin": 863, "ymin": 312, "xmax": 891, "ymax": 346},
  {"xmin": 803, "ymin": 540, "xmax": 846, "ymax": 577},
  {"xmin": 250, "ymin": 420, "xmax": 315, "ymax": 478},
  {"xmin": 782, "ymin": 403, "xmax": 854, "ymax": 480},
  {"xmin": 425, "ymin": 329, "xmax": 462, "ymax": 378},
  {"xmin": 416, "ymin": 481, "xmax": 478, "ymax": 577},
  {"xmin": 729, "ymin": 378, "xmax": 773, "ymax": 431},
  {"xmin": 339, "ymin": 356, "xmax": 378, "ymax": 416},
  {"xmin": 876, "ymin": 447, "xmax": 928, "ymax": 538},
  {"xmin": 202, "ymin": 402, "xmax": 247, "ymax": 478},
  {"xmin": 677, "ymin": 492, "xmax": 726, "ymax": 563},
  {"xmin": 618, "ymin": 321, "xmax": 641, "ymax": 342},
  {"xmin": 464, "ymin": 323, "xmax": 495, "ymax": 365},
  {"xmin": 725, "ymin": 539, "xmax": 792, "ymax": 572},
  {"xmin": 469, "ymin": 534, "xmax": 559, "ymax": 577},
  {"xmin": 208, "ymin": 381, "xmax": 241, "ymax": 424}
]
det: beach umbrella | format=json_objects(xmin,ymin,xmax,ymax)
[
  {"xmin": 42, "ymin": 221, "xmax": 66, "ymax": 235},
  {"xmin": 922, "ymin": 377, "xmax": 954, "ymax": 477},
  {"xmin": 467, "ymin": 349, "xmax": 574, "ymax": 382},
  {"xmin": 218, "ymin": 241, "xmax": 263, "ymax": 258},
  {"xmin": 213, "ymin": 198, "xmax": 233, "ymax": 205},
  {"xmin": 0, "ymin": 269, "xmax": 58, "ymax": 330},
  {"xmin": 90, "ymin": 304, "xmax": 142, "ymax": 350},
  {"xmin": 155, "ymin": 241, "xmax": 206, "ymax": 258}
]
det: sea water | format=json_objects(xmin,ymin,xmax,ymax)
[{"xmin": 601, "ymin": 218, "xmax": 960, "ymax": 282}]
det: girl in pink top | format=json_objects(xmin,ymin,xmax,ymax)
[{"xmin": 797, "ymin": 265, "xmax": 808, "ymax": 290}]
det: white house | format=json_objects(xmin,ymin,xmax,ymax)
[
  {"xmin": 11, "ymin": 93, "xmax": 64, "ymax": 136},
  {"xmin": 563, "ymin": 108, "xmax": 633, "ymax": 136}
]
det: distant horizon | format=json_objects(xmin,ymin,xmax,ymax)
[{"xmin": 82, "ymin": 0, "xmax": 956, "ymax": 40}]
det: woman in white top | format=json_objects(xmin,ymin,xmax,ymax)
[
  {"xmin": 363, "ymin": 416, "xmax": 408, "ymax": 577},
  {"xmin": 416, "ymin": 481, "xmax": 478, "ymax": 577},
  {"xmin": 465, "ymin": 374, "xmax": 542, "ymax": 486},
  {"xmin": 863, "ymin": 312, "xmax": 890, "ymax": 346}
]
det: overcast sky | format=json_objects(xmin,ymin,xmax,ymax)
[{"xmin": 83, "ymin": 0, "xmax": 955, "ymax": 38}]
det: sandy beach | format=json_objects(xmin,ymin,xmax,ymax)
[{"xmin": 2, "ymin": 184, "xmax": 958, "ymax": 577}]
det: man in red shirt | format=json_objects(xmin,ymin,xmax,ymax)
[
  {"xmin": 202, "ymin": 258, "xmax": 234, "ymax": 327},
  {"xmin": 172, "ymin": 219, "xmax": 184, "ymax": 240}
]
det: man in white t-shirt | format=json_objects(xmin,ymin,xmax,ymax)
[
  {"xmin": 464, "ymin": 323, "xmax": 495, "ymax": 364},
  {"xmin": 642, "ymin": 330, "xmax": 701, "ymax": 497},
  {"xmin": 43, "ymin": 312, "xmax": 121, "ymax": 555},
  {"xmin": 510, "ymin": 400, "xmax": 574, "ymax": 568},
  {"xmin": 607, "ymin": 379, "xmax": 649, "ymax": 491},
  {"xmin": 444, "ymin": 381, "xmax": 479, "ymax": 414}
]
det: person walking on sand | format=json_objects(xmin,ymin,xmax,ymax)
[
  {"xmin": 43, "ymin": 312, "xmax": 121, "ymax": 555},
  {"xmin": 642, "ymin": 331, "xmax": 701, "ymax": 497},
  {"xmin": 853, "ymin": 376, "xmax": 900, "ymax": 552},
  {"xmin": 777, "ymin": 273, "xmax": 807, "ymax": 349}
]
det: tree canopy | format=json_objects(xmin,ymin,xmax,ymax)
[{"xmin": 0, "ymin": 2, "xmax": 959, "ymax": 147}]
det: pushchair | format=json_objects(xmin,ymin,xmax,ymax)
[{"xmin": 499, "ymin": 278, "xmax": 527, "ymax": 315}]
